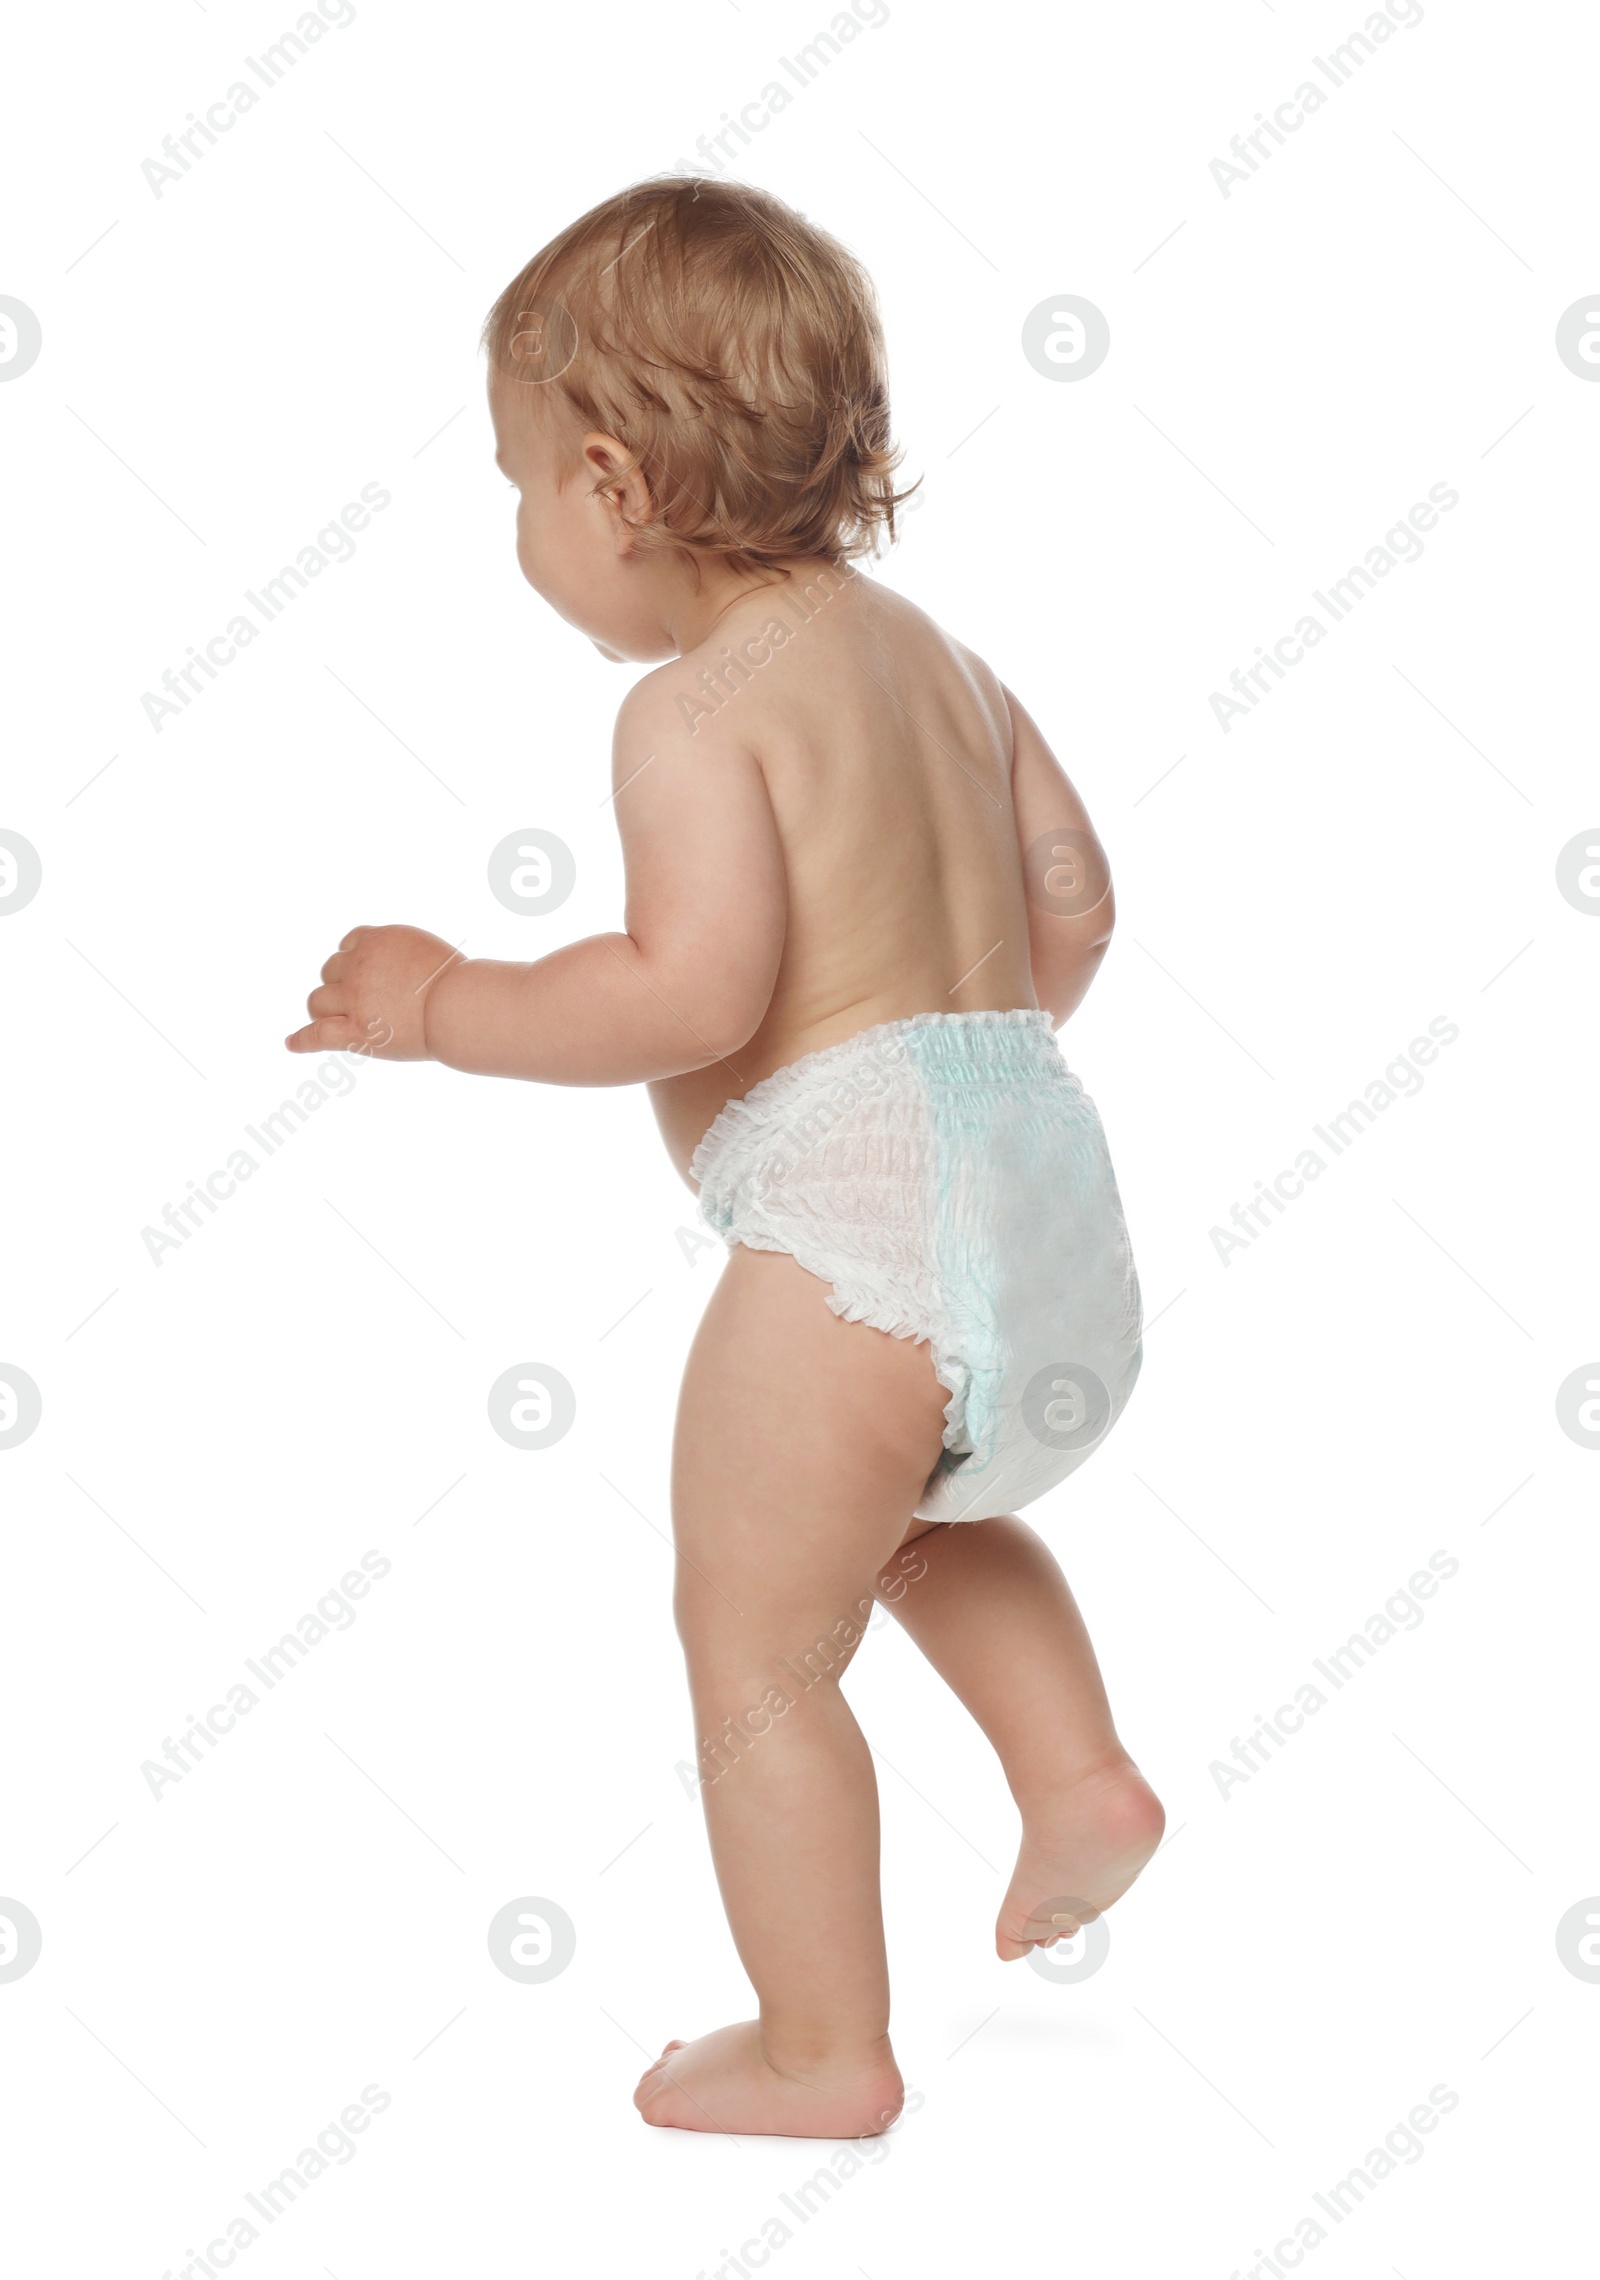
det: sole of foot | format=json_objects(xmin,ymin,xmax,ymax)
[{"xmin": 995, "ymin": 1755, "xmax": 1166, "ymax": 1961}]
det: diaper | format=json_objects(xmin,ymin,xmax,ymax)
[{"xmin": 691, "ymin": 1009, "xmax": 1142, "ymax": 1522}]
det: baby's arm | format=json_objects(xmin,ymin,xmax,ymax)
[
  {"xmin": 286, "ymin": 678, "xmax": 786, "ymax": 1083},
  {"xmin": 1005, "ymin": 686, "xmax": 1115, "ymax": 1027}
]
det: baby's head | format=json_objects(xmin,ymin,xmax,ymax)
[{"xmin": 483, "ymin": 177, "xmax": 912, "ymax": 660}]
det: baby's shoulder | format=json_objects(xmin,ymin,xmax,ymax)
[
  {"xmin": 611, "ymin": 573, "xmax": 1014, "ymax": 786},
  {"xmin": 612, "ymin": 647, "xmax": 737, "ymax": 750},
  {"xmin": 605, "ymin": 647, "xmax": 764, "ymax": 812}
]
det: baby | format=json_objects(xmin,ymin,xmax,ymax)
[{"xmin": 288, "ymin": 177, "xmax": 1163, "ymax": 2140}]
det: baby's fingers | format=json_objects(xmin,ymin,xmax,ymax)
[{"xmin": 285, "ymin": 1015, "xmax": 363, "ymax": 1054}]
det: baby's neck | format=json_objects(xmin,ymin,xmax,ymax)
[{"xmin": 661, "ymin": 554, "xmax": 838, "ymax": 657}]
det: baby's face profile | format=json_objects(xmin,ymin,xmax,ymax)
[{"xmin": 489, "ymin": 375, "xmax": 676, "ymax": 664}]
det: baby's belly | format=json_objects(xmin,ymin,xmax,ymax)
[{"xmin": 649, "ymin": 1065, "xmax": 744, "ymax": 1188}]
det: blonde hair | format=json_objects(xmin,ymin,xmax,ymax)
[{"xmin": 482, "ymin": 177, "xmax": 917, "ymax": 580}]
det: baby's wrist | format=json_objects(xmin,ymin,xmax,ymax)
[{"xmin": 418, "ymin": 953, "xmax": 469, "ymax": 1060}]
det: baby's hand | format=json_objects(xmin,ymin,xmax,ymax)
[{"xmin": 285, "ymin": 925, "xmax": 464, "ymax": 1059}]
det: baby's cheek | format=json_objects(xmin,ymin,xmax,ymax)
[{"xmin": 515, "ymin": 509, "xmax": 543, "ymax": 582}]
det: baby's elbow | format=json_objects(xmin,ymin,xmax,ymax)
[
  {"xmin": 1091, "ymin": 880, "xmax": 1115, "ymax": 947},
  {"xmin": 1028, "ymin": 896, "xmax": 1115, "ymax": 1028},
  {"xmin": 706, "ymin": 1003, "xmax": 774, "ymax": 1062},
  {"xmin": 677, "ymin": 975, "xmax": 773, "ymax": 1064},
  {"xmin": 696, "ymin": 1009, "xmax": 765, "ymax": 1062}
]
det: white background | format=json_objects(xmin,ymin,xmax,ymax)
[{"xmin": 2, "ymin": 0, "xmax": 1595, "ymax": 2273}]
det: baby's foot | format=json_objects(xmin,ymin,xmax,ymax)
[
  {"xmin": 633, "ymin": 2021, "xmax": 904, "ymax": 2139},
  {"xmin": 996, "ymin": 1755, "xmax": 1165, "ymax": 1961}
]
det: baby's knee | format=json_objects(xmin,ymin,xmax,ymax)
[{"xmin": 675, "ymin": 1578, "xmax": 878, "ymax": 1698}]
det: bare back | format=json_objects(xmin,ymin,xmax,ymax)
[{"xmin": 639, "ymin": 567, "xmax": 1038, "ymax": 1177}]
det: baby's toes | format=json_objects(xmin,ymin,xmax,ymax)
[
  {"xmin": 634, "ymin": 2039, "xmax": 688, "ymax": 2093},
  {"xmin": 634, "ymin": 2066, "xmax": 692, "ymax": 2124},
  {"xmin": 996, "ymin": 1903, "xmax": 1082, "ymax": 1960}
]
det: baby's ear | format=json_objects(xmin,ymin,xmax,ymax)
[{"xmin": 584, "ymin": 433, "xmax": 655, "ymax": 545}]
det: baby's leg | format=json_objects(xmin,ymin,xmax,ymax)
[
  {"xmin": 886, "ymin": 1516, "xmax": 1165, "ymax": 1958},
  {"xmin": 635, "ymin": 1245, "xmax": 950, "ymax": 2138}
]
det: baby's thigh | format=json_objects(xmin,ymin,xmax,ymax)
[{"xmin": 671, "ymin": 1245, "xmax": 947, "ymax": 1648}]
